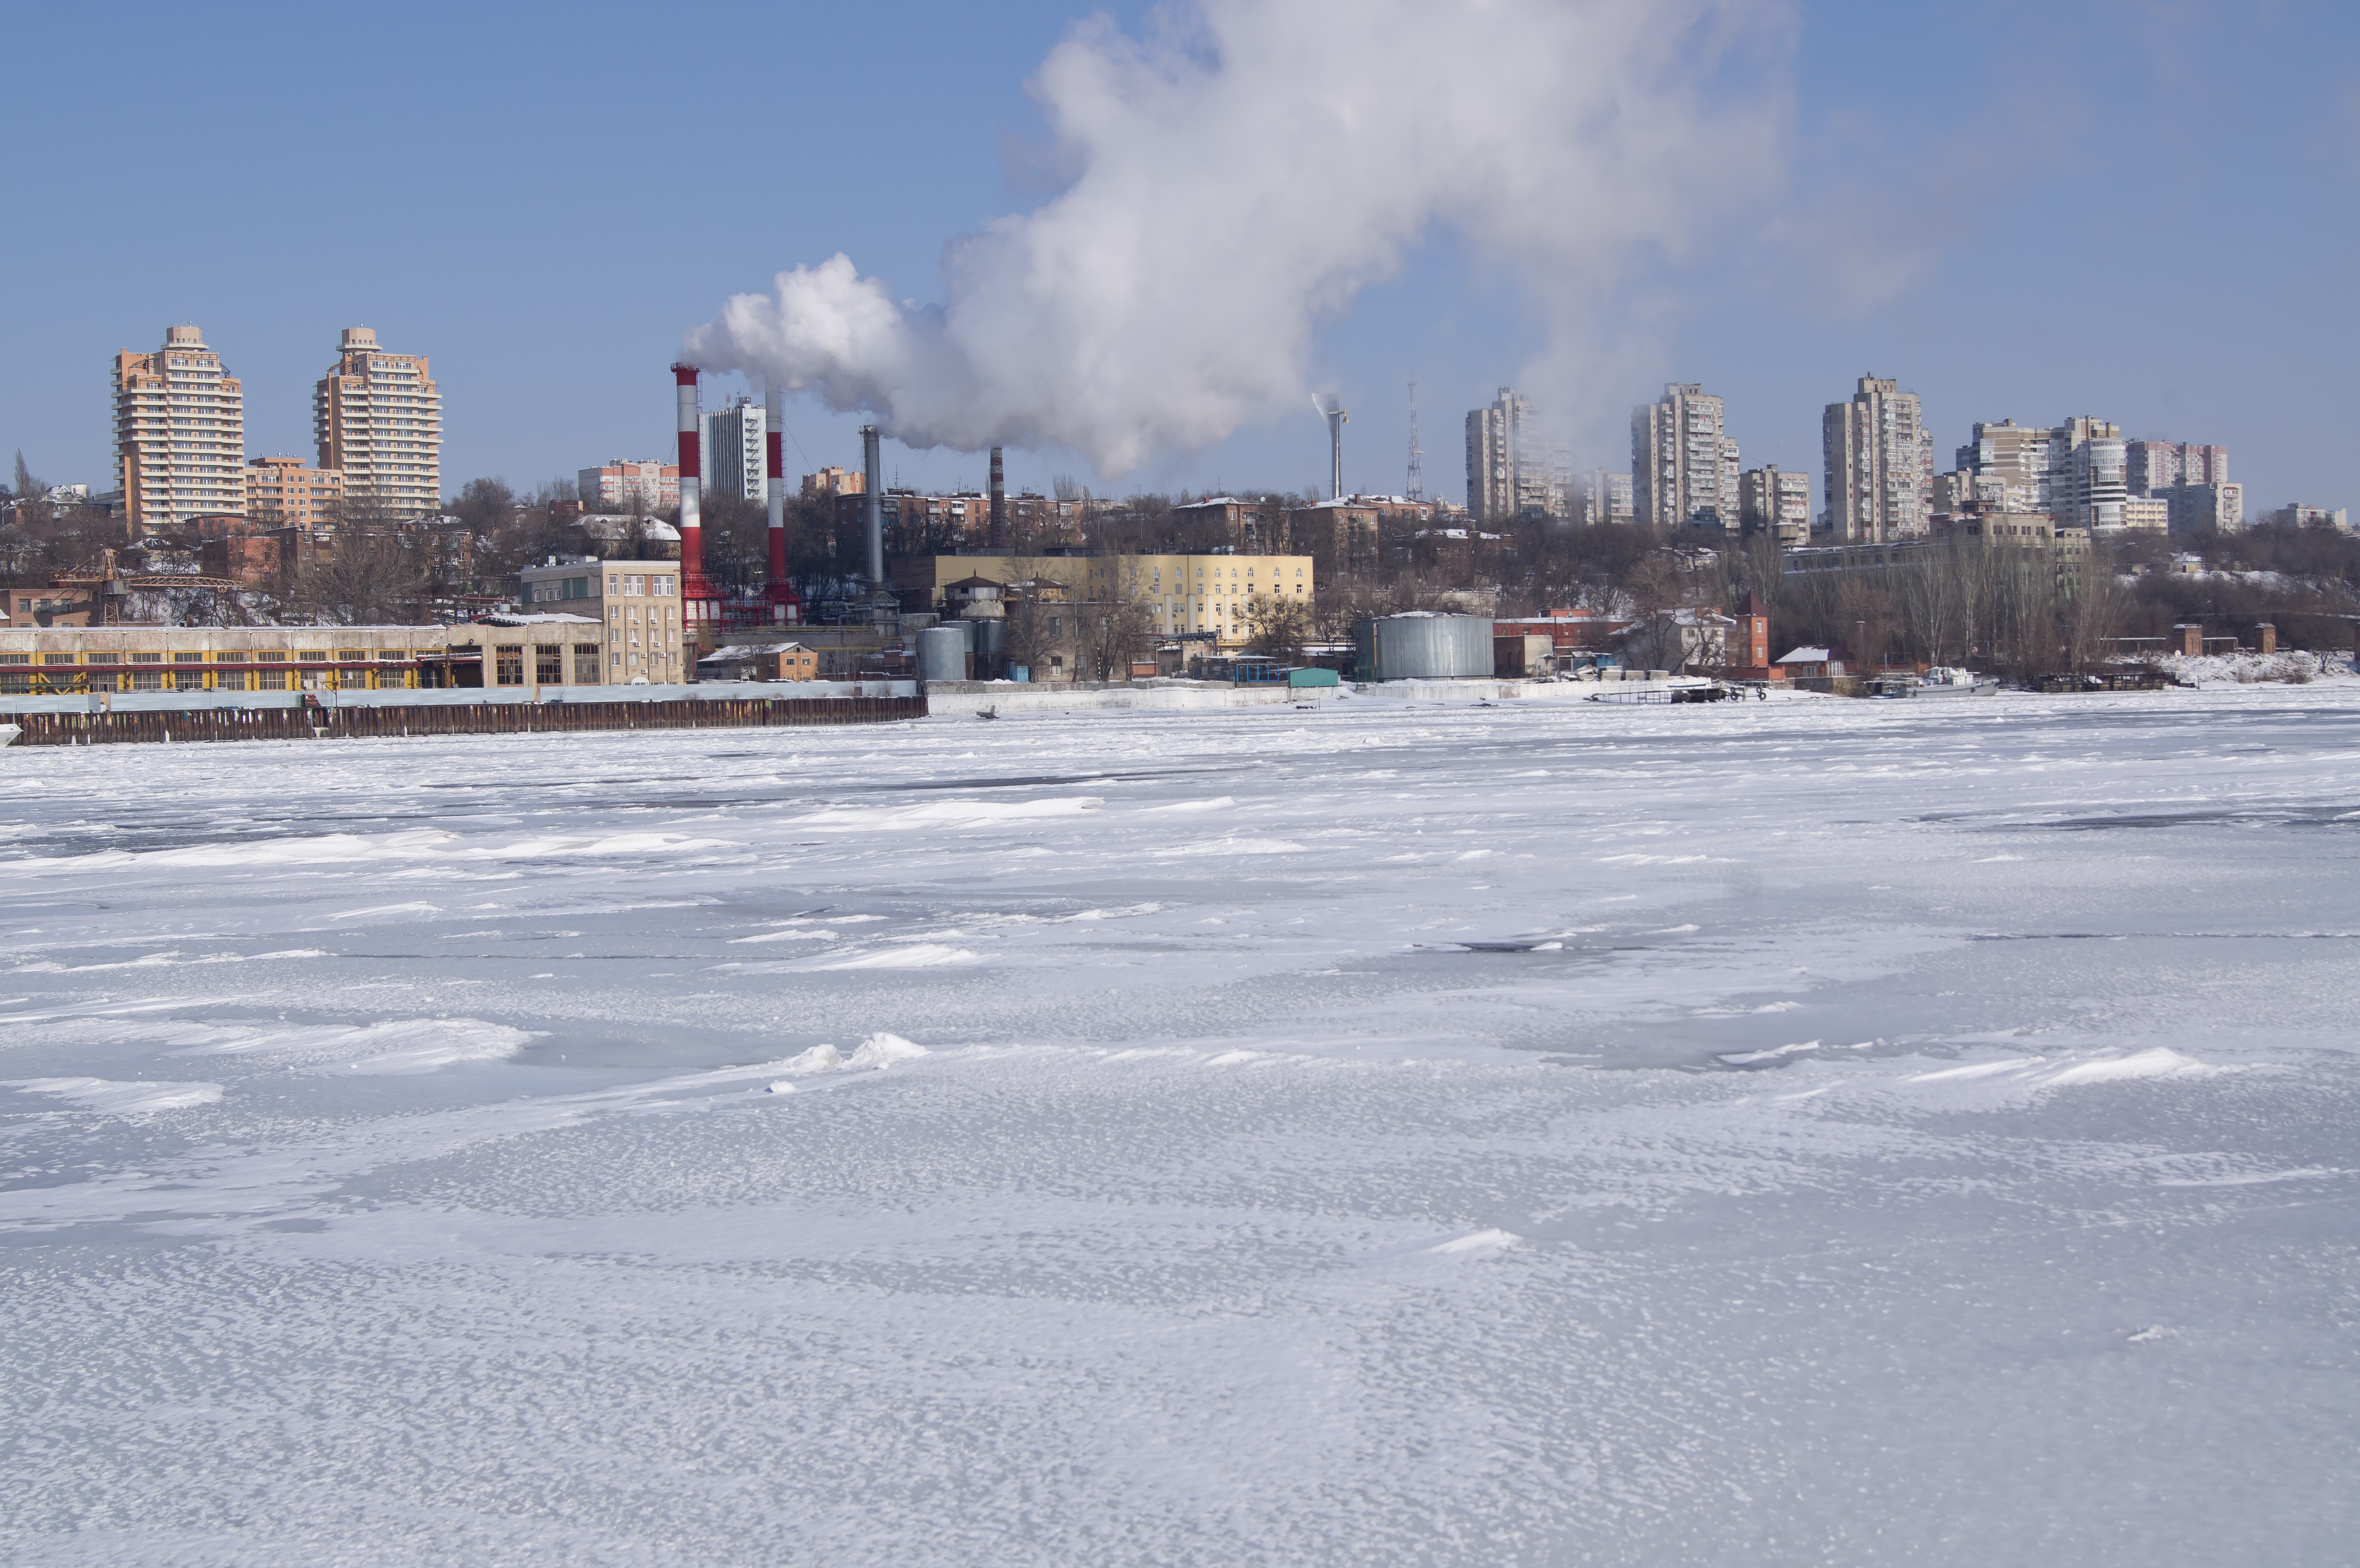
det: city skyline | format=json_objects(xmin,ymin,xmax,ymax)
[{"xmin": 4, "ymin": 2, "xmax": 2354, "ymax": 516}]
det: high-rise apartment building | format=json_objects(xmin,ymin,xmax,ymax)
[
  {"xmin": 2049, "ymin": 416, "xmax": 2126, "ymax": 530},
  {"xmin": 1952, "ymin": 419, "xmax": 2053, "ymax": 514},
  {"xmin": 1821, "ymin": 375, "xmax": 1932, "ymax": 543},
  {"xmin": 2168, "ymin": 482, "xmax": 2244, "ymax": 534},
  {"xmin": 2126, "ymin": 440, "xmax": 2229, "ymax": 495},
  {"xmin": 1739, "ymin": 466, "xmax": 1812, "ymax": 545},
  {"xmin": 1633, "ymin": 383, "xmax": 1737, "ymax": 528},
  {"xmin": 706, "ymin": 395, "xmax": 768, "ymax": 503},
  {"xmin": 1464, "ymin": 388, "xmax": 1565, "ymax": 522},
  {"xmin": 112, "ymin": 325, "xmax": 247, "ymax": 531},
  {"xmin": 244, "ymin": 456, "xmax": 345, "ymax": 527},
  {"xmin": 1574, "ymin": 467, "xmax": 1635, "ymax": 527},
  {"xmin": 313, "ymin": 327, "xmax": 442, "ymax": 517}
]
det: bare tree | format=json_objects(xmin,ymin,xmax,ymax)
[
  {"xmin": 281, "ymin": 532, "xmax": 430, "ymax": 625},
  {"xmin": 1243, "ymin": 590, "xmax": 1312, "ymax": 663}
]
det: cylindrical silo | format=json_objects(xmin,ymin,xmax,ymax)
[
  {"xmin": 917, "ymin": 625, "xmax": 971, "ymax": 684},
  {"xmin": 1367, "ymin": 612, "xmax": 1494, "ymax": 679}
]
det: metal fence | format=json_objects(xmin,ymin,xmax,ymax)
[{"xmin": 7, "ymin": 694, "xmax": 928, "ymax": 747}]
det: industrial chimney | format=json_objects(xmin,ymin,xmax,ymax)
[
  {"xmin": 861, "ymin": 424, "xmax": 884, "ymax": 587},
  {"xmin": 988, "ymin": 446, "xmax": 1007, "ymax": 549},
  {"xmin": 1314, "ymin": 395, "xmax": 1349, "ymax": 499},
  {"xmin": 673, "ymin": 367, "xmax": 715, "ymax": 639}
]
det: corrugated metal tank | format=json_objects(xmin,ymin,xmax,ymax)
[
  {"xmin": 916, "ymin": 625, "xmax": 971, "ymax": 683},
  {"xmin": 1356, "ymin": 613, "xmax": 1496, "ymax": 680}
]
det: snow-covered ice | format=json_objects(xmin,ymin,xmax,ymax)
[{"xmin": 3, "ymin": 684, "xmax": 2357, "ymax": 1565}]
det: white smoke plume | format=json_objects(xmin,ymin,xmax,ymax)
[{"xmin": 684, "ymin": 0, "xmax": 1789, "ymax": 477}]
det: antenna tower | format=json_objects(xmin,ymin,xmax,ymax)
[{"xmin": 1405, "ymin": 377, "xmax": 1425, "ymax": 502}]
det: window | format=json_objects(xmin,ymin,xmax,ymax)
[
  {"xmin": 535, "ymin": 644, "xmax": 563, "ymax": 684},
  {"xmin": 0, "ymin": 653, "xmax": 26, "ymax": 665},
  {"xmin": 573, "ymin": 644, "xmax": 600, "ymax": 683},
  {"xmin": 257, "ymin": 650, "xmax": 286, "ymax": 663},
  {"xmin": 378, "ymin": 649, "xmax": 406, "ymax": 661},
  {"xmin": 43, "ymin": 653, "xmax": 76, "ymax": 665},
  {"xmin": 495, "ymin": 645, "xmax": 525, "ymax": 685}
]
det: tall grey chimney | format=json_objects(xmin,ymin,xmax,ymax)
[
  {"xmin": 860, "ymin": 423, "xmax": 884, "ymax": 587},
  {"xmin": 988, "ymin": 446, "xmax": 1007, "ymax": 549}
]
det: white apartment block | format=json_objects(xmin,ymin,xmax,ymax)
[
  {"xmin": 1633, "ymin": 383, "xmax": 1737, "ymax": 529},
  {"xmin": 112, "ymin": 325, "xmax": 247, "ymax": 531},
  {"xmin": 706, "ymin": 395, "xmax": 768, "ymax": 502},
  {"xmin": 578, "ymin": 460, "xmax": 680, "ymax": 511},
  {"xmin": 313, "ymin": 327, "xmax": 442, "ymax": 517},
  {"xmin": 1822, "ymin": 375, "xmax": 1931, "ymax": 543}
]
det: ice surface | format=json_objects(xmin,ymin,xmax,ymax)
[{"xmin": 3, "ymin": 684, "xmax": 2358, "ymax": 1565}]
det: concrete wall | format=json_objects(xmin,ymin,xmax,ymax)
[{"xmin": 921, "ymin": 680, "xmax": 1332, "ymax": 717}]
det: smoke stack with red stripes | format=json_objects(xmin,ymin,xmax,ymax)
[
  {"xmin": 672, "ymin": 366, "xmax": 716, "ymax": 637},
  {"xmin": 988, "ymin": 446, "xmax": 1007, "ymax": 550},
  {"xmin": 763, "ymin": 386, "xmax": 797, "ymax": 622}
]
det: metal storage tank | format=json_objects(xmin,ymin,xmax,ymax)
[
  {"xmin": 916, "ymin": 624, "xmax": 972, "ymax": 683},
  {"xmin": 1355, "ymin": 612, "xmax": 1495, "ymax": 680}
]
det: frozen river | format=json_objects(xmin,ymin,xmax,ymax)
[{"xmin": 4, "ymin": 685, "xmax": 2356, "ymax": 1565}]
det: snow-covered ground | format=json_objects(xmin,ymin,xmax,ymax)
[
  {"xmin": 4, "ymin": 684, "xmax": 2357, "ymax": 1565},
  {"xmin": 2163, "ymin": 648, "xmax": 2356, "ymax": 686}
]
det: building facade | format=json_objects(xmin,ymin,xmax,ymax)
[
  {"xmin": 2167, "ymin": 481, "xmax": 2244, "ymax": 534},
  {"xmin": 244, "ymin": 456, "xmax": 345, "ymax": 527},
  {"xmin": 1633, "ymin": 383, "xmax": 1737, "ymax": 529},
  {"xmin": 313, "ymin": 327, "xmax": 442, "ymax": 517},
  {"xmin": 1953, "ymin": 419, "xmax": 2053, "ymax": 514},
  {"xmin": 2126, "ymin": 440, "xmax": 2229, "ymax": 495},
  {"xmin": 2049, "ymin": 416, "xmax": 2127, "ymax": 531},
  {"xmin": 894, "ymin": 553, "xmax": 1313, "ymax": 650},
  {"xmin": 112, "ymin": 325, "xmax": 248, "ymax": 532},
  {"xmin": 1822, "ymin": 375, "xmax": 1932, "ymax": 543},
  {"xmin": 706, "ymin": 395, "xmax": 768, "ymax": 502},
  {"xmin": 578, "ymin": 460, "xmax": 680, "ymax": 512},
  {"xmin": 1574, "ymin": 468, "xmax": 1635, "ymax": 528},
  {"xmin": 1739, "ymin": 466, "xmax": 1812, "ymax": 545},
  {"xmin": 518, "ymin": 555, "xmax": 686, "ymax": 683},
  {"xmin": 1465, "ymin": 387, "xmax": 1566, "ymax": 523}
]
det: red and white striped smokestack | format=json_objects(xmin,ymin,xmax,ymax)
[
  {"xmin": 764, "ymin": 386, "xmax": 792, "ymax": 619},
  {"xmin": 672, "ymin": 364, "xmax": 712, "ymax": 607}
]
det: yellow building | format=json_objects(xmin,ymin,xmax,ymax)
[
  {"xmin": 519, "ymin": 555, "xmax": 685, "ymax": 683},
  {"xmin": 0, "ymin": 622, "xmax": 619, "ymax": 696},
  {"xmin": 112, "ymin": 325, "xmax": 247, "ymax": 532},
  {"xmin": 313, "ymin": 327, "xmax": 442, "ymax": 516},
  {"xmin": 244, "ymin": 455, "xmax": 345, "ymax": 527},
  {"xmin": 896, "ymin": 553, "xmax": 1313, "ymax": 648}
]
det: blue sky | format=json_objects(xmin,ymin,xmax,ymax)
[{"xmin": 5, "ymin": 0, "xmax": 2353, "ymax": 514}]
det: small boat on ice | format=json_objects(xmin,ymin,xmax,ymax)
[{"xmin": 1868, "ymin": 666, "xmax": 2001, "ymax": 698}]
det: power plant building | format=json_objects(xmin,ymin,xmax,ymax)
[
  {"xmin": 313, "ymin": 328, "xmax": 442, "ymax": 517},
  {"xmin": 112, "ymin": 325, "xmax": 248, "ymax": 532}
]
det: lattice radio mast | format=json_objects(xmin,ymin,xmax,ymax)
[{"xmin": 1405, "ymin": 377, "xmax": 1425, "ymax": 502}]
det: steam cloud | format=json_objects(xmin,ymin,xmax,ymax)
[{"xmin": 683, "ymin": 0, "xmax": 1786, "ymax": 477}]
